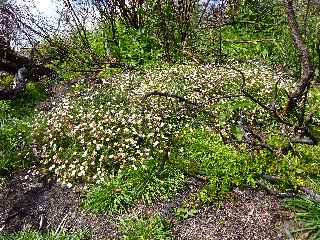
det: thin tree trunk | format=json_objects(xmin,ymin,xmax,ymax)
[{"xmin": 283, "ymin": 0, "xmax": 314, "ymax": 114}]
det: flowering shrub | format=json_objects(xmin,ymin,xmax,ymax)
[{"xmin": 32, "ymin": 62, "xmax": 294, "ymax": 185}]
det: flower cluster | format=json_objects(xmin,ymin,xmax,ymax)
[{"xmin": 32, "ymin": 61, "xmax": 292, "ymax": 185}]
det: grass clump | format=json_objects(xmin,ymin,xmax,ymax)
[
  {"xmin": 285, "ymin": 198, "xmax": 320, "ymax": 240},
  {"xmin": 0, "ymin": 82, "xmax": 47, "ymax": 176},
  {"xmin": 84, "ymin": 159, "xmax": 184, "ymax": 213},
  {"xmin": 119, "ymin": 215, "xmax": 171, "ymax": 240},
  {"xmin": 0, "ymin": 229, "xmax": 88, "ymax": 240}
]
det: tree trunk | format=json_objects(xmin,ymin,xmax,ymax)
[
  {"xmin": 283, "ymin": 0, "xmax": 314, "ymax": 114},
  {"xmin": 0, "ymin": 47, "xmax": 53, "ymax": 100}
]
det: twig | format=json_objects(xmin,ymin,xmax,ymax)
[
  {"xmin": 39, "ymin": 214, "xmax": 44, "ymax": 230},
  {"xmin": 290, "ymin": 136, "xmax": 315, "ymax": 145},
  {"xmin": 284, "ymin": 222, "xmax": 294, "ymax": 240},
  {"xmin": 182, "ymin": 171, "xmax": 209, "ymax": 182},
  {"xmin": 55, "ymin": 212, "xmax": 69, "ymax": 235},
  {"xmin": 257, "ymin": 180, "xmax": 296, "ymax": 198},
  {"xmin": 223, "ymin": 39, "xmax": 276, "ymax": 44},
  {"xmin": 261, "ymin": 174, "xmax": 281, "ymax": 183}
]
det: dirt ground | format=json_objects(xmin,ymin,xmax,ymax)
[{"xmin": 0, "ymin": 172, "xmax": 292, "ymax": 239}]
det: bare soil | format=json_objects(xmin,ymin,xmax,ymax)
[{"xmin": 0, "ymin": 172, "xmax": 292, "ymax": 239}]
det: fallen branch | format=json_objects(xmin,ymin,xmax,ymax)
[
  {"xmin": 298, "ymin": 186, "xmax": 320, "ymax": 202},
  {"xmin": 261, "ymin": 174, "xmax": 280, "ymax": 183},
  {"xmin": 261, "ymin": 174, "xmax": 320, "ymax": 203},
  {"xmin": 290, "ymin": 136, "xmax": 316, "ymax": 145},
  {"xmin": 182, "ymin": 171, "xmax": 209, "ymax": 182},
  {"xmin": 257, "ymin": 180, "xmax": 296, "ymax": 198}
]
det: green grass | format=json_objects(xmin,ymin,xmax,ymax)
[
  {"xmin": 84, "ymin": 159, "xmax": 184, "ymax": 213},
  {"xmin": 0, "ymin": 229, "xmax": 88, "ymax": 240},
  {"xmin": 285, "ymin": 198, "xmax": 320, "ymax": 240},
  {"xmin": 0, "ymin": 82, "xmax": 47, "ymax": 176},
  {"xmin": 119, "ymin": 215, "xmax": 172, "ymax": 240}
]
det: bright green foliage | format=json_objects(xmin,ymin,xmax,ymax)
[
  {"xmin": 0, "ymin": 229, "xmax": 88, "ymax": 240},
  {"xmin": 0, "ymin": 83, "xmax": 46, "ymax": 175},
  {"xmin": 106, "ymin": 25, "xmax": 164, "ymax": 66},
  {"xmin": 261, "ymin": 136, "xmax": 320, "ymax": 192},
  {"xmin": 285, "ymin": 198, "xmax": 320, "ymax": 240},
  {"xmin": 192, "ymin": 0, "xmax": 311, "ymax": 75},
  {"xmin": 84, "ymin": 159, "xmax": 184, "ymax": 213},
  {"xmin": 119, "ymin": 215, "xmax": 172, "ymax": 240},
  {"xmin": 291, "ymin": 145, "xmax": 320, "ymax": 189},
  {"xmin": 172, "ymin": 127, "xmax": 266, "ymax": 199}
]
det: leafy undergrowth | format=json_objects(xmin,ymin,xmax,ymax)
[
  {"xmin": 26, "ymin": 62, "xmax": 320, "ymax": 210},
  {"xmin": 172, "ymin": 127, "xmax": 266, "ymax": 201},
  {"xmin": 31, "ymin": 62, "xmax": 292, "ymax": 184},
  {"xmin": 0, "ymin": 82, "xmax": 47, "ymax": 176}
]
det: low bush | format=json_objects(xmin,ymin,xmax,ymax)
[{"xmin": 30, "ymin": 63, "xmax": 319, "ymax": 204}]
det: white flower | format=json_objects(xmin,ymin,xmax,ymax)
[
  {"xmin": 49, "ymin": 164, "xmax": 56, "ymax": 171},
  {"xmin": 96, "ymin": 144, "xmax": 103, "ymax": 150}
]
